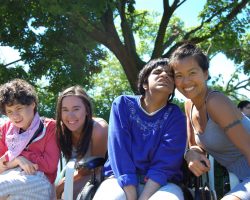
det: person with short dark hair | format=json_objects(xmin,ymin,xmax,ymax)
[
  {"xmin": 55, "ymin": 85, "xmax": 108, "ymax": 200},
  {"xmin": 93, "ymin": 58, "xmax": 187, "ymax": 200},
  {"xmin": 170, "ymin": 43, "xmax": 250, "ymax": 200},
  {"xmin": 0, "ymin": 79, "xmax": 59, "ymax": 200},
  {"xmin": 238, "ymin": 100, "xmax": 250, "ymax": 118}
]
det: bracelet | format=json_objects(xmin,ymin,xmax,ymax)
[{"xmin": 184, "ymin": 148, "xmax": 191, "ymax": 160}]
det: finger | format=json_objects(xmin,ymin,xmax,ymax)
[
  {"xmin": 188, "ymin": 162, "xmax": 203, "ymax": 176},
  {"xmin": 33, "ymin": 164, "xmax": 38, "ymax": 170}
]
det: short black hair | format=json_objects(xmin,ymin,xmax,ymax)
[
  {"xmin": 169, "ymin": 43, "xmax": 211, "ymax": 80},
  {"xmin": 237, "ymin": 100, "xmax": 250, "ymax": 109},
  {"xmin": 137, "ymin": 57, "xmax": 175, "ymax": 102}
]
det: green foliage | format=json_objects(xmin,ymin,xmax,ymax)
[{"xmin": 89, "ymin": 53, "xmax": 133, "ymax": 121}]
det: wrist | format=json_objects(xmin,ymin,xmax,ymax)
[{"xmin": 184, "ymin": 146, "xmax": 205, "ymax": 162}]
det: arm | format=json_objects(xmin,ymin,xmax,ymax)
[
  {"xmin": 138, "ymin": 179, "xmax": 160, "ymax": 200},
  {"xmin": 6, "ymin": 156, "xmax": 38, "ymax": 174},
  {"xmin": 91, "ymin": 118, "xmax": 108, "ymax": 158},
  {"xmin": 108, "ymin": 96, "xmax": 138, "ymax": 198},
  {"xmin": 0, "ymin": 123, "xmax": 8, "ymax": 157},
  {"xmin": 123, "ymin": 185, "xmax": 137, "ymax": 200},
  {"xmin": 0, "ymin": 122, "xmax": 12, "ymax": 173},
  {"xmin": 207, "ymin": 93, "xmax": 250, "ymax": 165},
  {"xmin": 56, "ymin": 118, "xmax": 108, "ymax": 198},
  {"xmin": 76, "ymin": 118, "xmax": 108, "ymax": 178},
  {"xmin": 184, "ymin": 100, "xmax": 210, "ymax": 176}
]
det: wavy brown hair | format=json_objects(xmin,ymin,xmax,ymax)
[
  {"xmin": 56, "ymin": 85, "xmax": 93, "ymax": 161},
  {"xmin": 0, "ymin": 79, "xmax": 38, "ymax": 115}
]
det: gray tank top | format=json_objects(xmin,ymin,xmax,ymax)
[{"xmin": 191, "ymin": 92, "xmax": 250, "ymax": 181}]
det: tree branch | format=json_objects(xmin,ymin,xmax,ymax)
[
  {"xmin": 152, "ymin": 0, "xmax": 186, "ymax": 58},
  {"xmin": 163, "ymin": 0, "xmax": 249, "ymax": 57},
  {"xmin": 116, "ymin": 0, "xmax": 137, "ymax": 54},
  {"xmin": 3, "ymin": 58, "xmax": 22, "ymax": 67}
]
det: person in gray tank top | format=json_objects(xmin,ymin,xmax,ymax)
[{"xmin": 169, "ymin": 43, "xmax": 250, "ymax": 200}]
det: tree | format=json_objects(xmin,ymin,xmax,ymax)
[
  {"xmin": 0, "ymin": 0, "xmax": 249, "ymax": 114},
  {"xmin": 89, "ymin": 52, "xmax": 133, "ymax": 120}
]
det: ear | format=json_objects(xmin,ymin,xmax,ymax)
[
  {"xmin": 31, "ymin": 102, "xmax": 36, "ymax": 110},
  {"xmin": 143, "ymin": 83, "xmax": 148, "ymax": 90}
]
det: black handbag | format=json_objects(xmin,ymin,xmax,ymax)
[{"xmin": 194, "ymin": 176, "xmax": 217, "ymax": 200}]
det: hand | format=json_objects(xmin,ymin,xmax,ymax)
[
  {"xmin": 0, "ymin": 156, "xmax": 8, "ymax": 173},
  {"xmin": 56, "ymin": 179, "xmax": 65, "ymax": 199},
  {"xmin": 15, "ymin": 156, "xmax": 38, "ymax": 175},
  {"xmin": 185, "ymin": 149, "xmax": 210, "ymax": 177}
]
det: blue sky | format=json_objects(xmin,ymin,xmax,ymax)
[{"xmin": 136, "ymin": 0, "xmax": 206, "ymax": 27}]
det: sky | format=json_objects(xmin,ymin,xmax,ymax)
[{"xmin": 0, "ymin": 0, "xmax": 247, "ymax": 101}]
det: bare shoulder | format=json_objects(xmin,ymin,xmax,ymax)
[
  {"xmin": 206, "ymin": 92, "xmax": 235, "ymax": 112},
  {"xmin": 92, "ymin": 117, "xmax": 108, "ymax": 138},
  {"xmin": 91, "ymin": 117, "xmax": 108, "ymax": 156},
  {"xmin": 206, "ymin": 92, "xmax": 242, "ymax": 125}
]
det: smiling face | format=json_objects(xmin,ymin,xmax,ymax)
[
  {"xmin": 145, "ymin": 65, "xmax": 175, "ymax": 96},
  {"xmin": 61, "ymin": 95, "xmax": 87, "ymax": 135},
  {"xmin": 173, "ymin": 56, "xmax": 208, "ymax": 100},
  {"xmin": 5, "ymin": 102, "xmax": 35, "ymax": 130}
]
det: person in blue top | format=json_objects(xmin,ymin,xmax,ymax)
[{"xmin": 93, "ymin": 58, "xmax": 187, "ymax": 200}]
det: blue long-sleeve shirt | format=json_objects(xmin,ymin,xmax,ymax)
[{"xmin": 104, "ymin": 95, "xmax": 187, "ymax": 188}]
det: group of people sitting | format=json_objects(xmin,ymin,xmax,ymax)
[{"xmin": 0, "ymin": 43, "xmax": 249, "ymax": 200}]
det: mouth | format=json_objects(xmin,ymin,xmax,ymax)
[
  {"xmin": 184, "ymin": 86, "xmax": 194, "ymax": 92},
  {"xmin": 68, "ymin": 121, "xmax": 77, "ymax": 124},
  {"xmin": 14, "ymin": 120, "xmax": 22, "ymax": 124}
]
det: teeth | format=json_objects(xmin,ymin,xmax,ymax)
[
  {"xmin": 68, "ymin": 121, "xmax": 76, "ymax": 124},
  {"xmin": 184, "ymin": 87, "xmax": 194, "ymax": 92}
]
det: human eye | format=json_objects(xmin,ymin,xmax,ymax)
[
  {"xmin": 189, "ymin": 70, "xmax": 197, "ymax": 76},
  {"xmin": 152, "ymin": 69, "xmax": 162, "ymax": 75},
  {"xmin": 174, "ymin": 73, "xmax": 182, "ymax": 79},
  {"xmin": 73, "ymin": 107, "xmax": 81, "ymax": 111},
  {"xmin": 17, "ymin": 107, "xmax": 23, "ymax": 111},
  {"xmin": 61, "ymin": 107, "xmax": 68, "ymax": 112},
  {"xmin": 6, "ymin": 110, "xmax": 12, "ymax": 115}
]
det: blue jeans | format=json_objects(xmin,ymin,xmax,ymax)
[{"xmin": 93, "ymin": 177, "xmax": 184, "ymax": 200}]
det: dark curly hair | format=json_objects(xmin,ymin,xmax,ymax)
[
  {"xmin": 56, "ymin": 85, "xmax": 94, "ymax": 161},
  {"xmin": 137, "ymin": 57, "xmax": 175, "ymax": 102},
  {"xmin": 0, "ymin": 79, "xmax": 38, "ymax": 115}
]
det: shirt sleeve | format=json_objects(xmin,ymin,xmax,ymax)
[
  {"xmin": 146, "ymin": 106, "xmax": 187, "ymax": 186},
  {"xmin": 108, "ymin": 96, "xmax": 138, "ymax": 187},
  {"xmin": 0, "ymin": 123, "xmax": 8, "ymax": 157},
  {"xmin": 21, "ymin": 120, "xmax": 60, "ymax": 175}
]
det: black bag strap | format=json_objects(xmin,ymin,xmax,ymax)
[
  {"xmin": 194, "ymin": 175, "xmax": 212, "ymax": 200},
  {"xmin": 26, "ymin": 120, "xmax": 44, "ymax": 147}
]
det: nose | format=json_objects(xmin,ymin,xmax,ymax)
[
  {"xmin": 160, "ymin": 71, "xmax": 168, "ymax": 78},
  {"xmin": 10, "ymin": 111, "xmax": 20, "ymax": 120},
  {"xmin": 66, "ymin": 111, "xmax": 76, "ymax": 118},
  {"xmin": 181, "ymin": 76, "xmax": 190, "ymax": 84}
]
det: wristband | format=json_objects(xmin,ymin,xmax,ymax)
[{"xmin": 184, "ymin": 148, "xmax": 191, "ymax": 160}]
